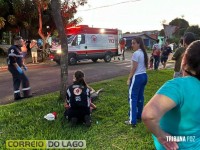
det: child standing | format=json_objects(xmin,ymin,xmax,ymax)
[{"xmin": 149, "ymin": 55, "xmax": 154, "ymax": 69}]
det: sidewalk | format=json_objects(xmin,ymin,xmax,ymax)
[
  {"xmin": 119, "ymin": 50, "xmax": 175, "ymax": 69},
  {"xmin": 0, "ymin": 56, "xmax": 56, "ymax": 72},
  {"xmin": 0, "ymin": 50, "xmax": 175, "ymax": 72}
]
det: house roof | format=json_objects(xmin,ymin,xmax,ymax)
[
  {"xmin": 123, "ymin": 33, "xmax": 157, "ymax": 41},
  {"xmin": 149, "ymin": 34, "xmax": 158, "ymax": 40}
]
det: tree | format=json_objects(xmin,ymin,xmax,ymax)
[
  {"xmin": 50, "ymin": 0, "xmax": 87, "ymax": 100},
  {"xmin": 33, "ymin": 0, "xmax": 52, "ymax": 61},
  {"xmin": 124, "ymin": 32, "xmax": 130, "ymax": 34},
  {"xmin": 51, "ymin": 0, "xmax": 68, "ymax": 100},
  {"xmin": 0, "ymin": 0, "xmax": 41, "ymax": 43},
  {"xmin": 169, "ymin": 18, "xmax": 189, "ymax": 37},
  {"xmin": 0, "ymin": 0, "xmax": 53, "ymax": 44},
  {"xmin": 0, "ymin": 0, "xmax": 87, "ymax": 99},
  {"xmin": 185, "ymin": 25, "xmax": 200, "ymax": 39}
]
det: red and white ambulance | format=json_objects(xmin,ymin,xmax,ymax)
[{"xmin": 49, "ymin": 25, "xmax": 122, "ymax": 65}]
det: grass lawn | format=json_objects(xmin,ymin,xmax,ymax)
[{"xmin": 0, "ymin": 69, "xmax": 173, "ymax": 150}]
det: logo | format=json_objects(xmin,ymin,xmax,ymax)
[
  {"xmin": 108, "ymin": 36, "xmax": 115, "ymax": 43},
  {"xmin": 6, "ymin": 140, "xmax": 86, "ymax": 149},
  {"xmin": 73, "ymin": 88, "xmax": 82, "ymax": 96},
  {"xmin": 166, "ymin": 136, "xmax": 195, "ymax": 142},
  {"xmin": 11, "ymin": 49, "xmax": 14, "ymax": 53},
  {"xmin": 6, "ymin": 140, "xmax": 46, "ymax": 149},
  {"xmin": 91, "ymin": 35, "xmax": 97, "ymax": 43}
]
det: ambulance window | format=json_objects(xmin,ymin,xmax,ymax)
[
  {"xmin": 67, "ymin": 35, "xmax": 75, "ymax": 44},
  {"xmin": 71, "ymin": 36, "xmax": 77, "ymax": 46},
  {"xmin": 77, "ymin": 34, "xmax": 85, "ymax": 45}
]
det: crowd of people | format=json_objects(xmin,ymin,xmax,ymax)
[
  {"xmin": 149, "ymin": 39, "xmax": 173, "ymax": 70},
  {"xmin": 7, "ymin": 31, "xmax": 200, "ymax": 149},
  {"xmin": 10, "ymin": 38, "xmax": 48, "ymax": 65}
]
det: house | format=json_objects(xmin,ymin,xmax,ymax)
[{"xmin": 123, "ymin": 33, "xmax": 157, "ymax": 50}]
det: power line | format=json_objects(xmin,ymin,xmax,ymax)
[{"xmin": 79, "ymin": 0, "xmax": 141, "ymax": 11}]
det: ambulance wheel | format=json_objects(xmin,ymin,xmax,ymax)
[
  {"xmin": 92, "ymin": 58, "xmax": 98, "ymax": 62},
  {"xmin": 68, "ymin": 54, "xmax": 77, "ymax": 65},
  {"xmin": 104, "ymin": 53, "xmax": 112, "ymax": 62}
]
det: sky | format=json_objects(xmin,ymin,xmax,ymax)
[{"xmin": 75, "ymin": 0, "xmax": 200, "ymax": 33}]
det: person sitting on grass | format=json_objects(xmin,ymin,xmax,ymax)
[
  {"xmin": 64, "ymin": 71, "xmax": 103, "ymax": 126},
  {"xmin": 64, "ymin": 70, "xmax": 91, "ymax": 127},
  {"xmin": 89, "ymin": 89, "xmax": 104, "ymax": 112}
]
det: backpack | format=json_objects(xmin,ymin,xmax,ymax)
[
  {"xmin": 152, "ymin": 44, "xmax": 161, "ymax": 56},
  {"xmin": 153, "ymin": 49, "xmax": 161, "ymax": 56}
]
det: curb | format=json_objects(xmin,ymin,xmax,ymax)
[{"xmin": 0, "ymin": 61, "xmax": 56, "ymax": 72}]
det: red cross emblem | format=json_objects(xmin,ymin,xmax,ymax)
[
  {"xmin": 91, "ymin": 35, "xmax": 97, "ymax": 43},
  {"xmin": 73, "ymin": 88, "xmax": 82, "ymax": 95}
]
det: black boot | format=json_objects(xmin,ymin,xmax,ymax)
[
  {"xmin": 71, "ymin": 117, "xmax": 78, "ymax": 126},
  {"xmin": 14, "ymin": 93, "xmax": 23, "ymax": 100},
  {"xmin": 84, "ymin": 115, "xmax": 91, "ymax": 127},
  {"xmin": 23, "ymin": 90, "xmax": 32, "ymax": 98}
]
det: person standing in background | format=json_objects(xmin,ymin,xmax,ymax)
[
  {"xmin": 152, "ymin": 39, "xmax": 161, "ymax": 70},
  {"xmin": 172, "ymin": 32, "xmax": 196, "ymax": 78},
  {"xmin": 172, "ymin": 38, "xmax": 185, "ymax": 78},
  {"xmin": 21, "ymin": 39, "xmax": 28, "ymax": 64},
  {"xmin": 160, "ymin": 39, "xmax": 172, "ymax": 69},
  {"xmin": 26, "ymin": 39, "xmax": 31, "ymax": 55},
  {"xmin": 119, "ymin": 38, "xmax": 126, "ymax": 60},
  {"xmin": 30, "ymin": 40, "xmax": 38, "ymax": 64},
  {"xmin": 125, "ymin": 37, "xmax": 148, "ymax": 127}
]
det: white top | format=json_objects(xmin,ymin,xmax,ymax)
[
  {"xmin": 131, "ymin": 49, "xmax": 146, "ymax": 75},
  {"xmin": 152, "ymin": 43, "xmax": 161, "ymax": 50}
]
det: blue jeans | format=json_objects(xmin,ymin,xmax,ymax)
[{"xmin": 128, "ymin": 73, "xmax": 148, "ymax": 124}]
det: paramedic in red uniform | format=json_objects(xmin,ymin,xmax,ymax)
[
  {"xmin": 7, "ymin": 36, "xmax": 32, "ymax": 100},
  {"xmin": 119, "ymin": 38, "xmax": 126, "ymax": 60}
]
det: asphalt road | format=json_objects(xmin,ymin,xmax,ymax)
[
  {"xmin": 0, "ymin": 54, "xmax": 132, "ymax": 105},
  {"xmin": 0, "ymin": 51, "xmax": 174, "ymax": 105}
]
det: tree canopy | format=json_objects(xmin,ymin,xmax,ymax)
[
  {"xmin": 0, "ymin": 0, "xmax": 87, "ymax": 40},
  {"xmin": 169, "ymin": 18, "xmax": 189, "ymax": 30},
  {"xmin": 160, "ymin": 17, "xmax": 200, "ymax": 44},
  {"xmin": 185, "ymin": 25, "xmax": 200, "ymax": 39},
  {"xmin": 169, "ymin": 18, "xmax": 189, "ymax": 37}
]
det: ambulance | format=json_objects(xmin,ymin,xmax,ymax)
[{"xmin": 49, "ymin": 25, "xmax": 122, "ymax": 65}]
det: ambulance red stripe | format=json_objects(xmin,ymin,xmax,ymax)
[{"xmin": 75, "ymin": 49, "xmax": 117, "ymax": 54}]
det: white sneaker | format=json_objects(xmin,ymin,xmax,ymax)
[{"xmin": 124, "ymin": 120, "xmax": 136, "ymax": 127}]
